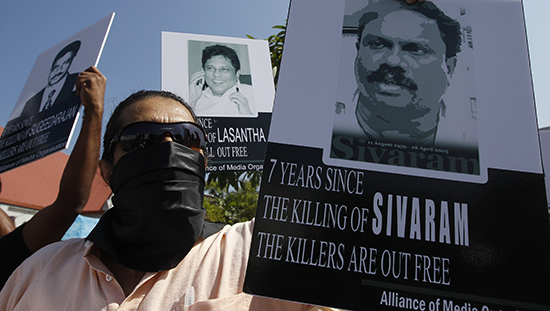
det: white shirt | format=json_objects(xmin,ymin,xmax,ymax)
[
  {"xmin": 40, "ymin": 75, "xmax": 67, "ymax": 112},
  {"xmin": 0, "ymin": 220, "xmax": 340, "ymax": 311},
  {"xmin": 194, "ymin": 83, "xmax": 257, "ymax": 117}
]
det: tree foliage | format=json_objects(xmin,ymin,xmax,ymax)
[
  {"xmin": 203, "ymin": 176, "xmax": 259, "ymax": 225},
  {"xmin": 206, "ymin": 171, "xmax": 261, "ymax": 191},
  {"xmin": 247, "ymin": 23, "xmax": 286, "ymax": 87}
]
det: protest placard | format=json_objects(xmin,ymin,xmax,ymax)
[
  {"xmin": 0, "ymin": 13, "xmax": 115, "ymax": 173},
  {"xmin": 162, "ymin": 33, "xmax": 275, "ymax": 172},
  {"xmin": 244, "ymin": 1, "xmax": 550, "ymax": 310}
]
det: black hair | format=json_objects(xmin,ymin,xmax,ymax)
[
  {"xmin": 101, "ymin": 90, "xmax": 197, "ymax": 164},
  {"xmin": 357, "ymin": 1, "xmax": 462, "ymax": 59},
  {"xmin": 52, "ymin": 40, "xmax": 81, "ymax": 67},
  {"xmin": 201, "ymin": 44, "xmax": 241, "ymax": 72}
]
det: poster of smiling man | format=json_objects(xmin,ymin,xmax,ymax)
[
  {"xmin": 244, "ymin": 1, "xmax": 550, "ymax": 310},
  {"xmin": 0, "ymin": 14, "xmax": 114, "ymax": 173},
  {"xmin": 162, "ymin": 33, "xmax": 275, "ymax": 172}
]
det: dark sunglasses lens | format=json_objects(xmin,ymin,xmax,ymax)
[
  {"xmin": 118, "ymin": 122, "xmax": 205, "ymax": 152},
  {"xmin": 178, "ymin": 124, "xmax": 206, "ymax": 149}
]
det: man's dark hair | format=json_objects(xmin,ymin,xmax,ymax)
[
  {"xmin": 357, "ymin": 1, "xmax": 462, "ymax": 59},
  {"xmin": 101, "ymin": 90, "xmax": 197, "ymax": 164},
  {"xmin": 201, "ymin": 44, "xmax": 241, "ymax": 72},
  {"xmin": 52, "ymin": 40, "xmax": 81, "ymax": 67}
]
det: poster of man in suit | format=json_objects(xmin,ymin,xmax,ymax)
[
  {"xmin": 0, "ymin": 14, "xmax": 114, "ymax": 173},
  {"xmin": 17, "ymin": 41, "xmax": 81, "ymax": 120}
]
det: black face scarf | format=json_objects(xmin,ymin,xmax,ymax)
[{"xmin": 88, "ymin": 142, "xmax": 220, "ymax": 272}]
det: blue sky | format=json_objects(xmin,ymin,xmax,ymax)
[
  {"xmin": 0, "ymin": 0, "xmax": 549, "ymax": 154},
  {"xmin": 0, "ymin": 0, "xmax": 291, "ymax": 152}
]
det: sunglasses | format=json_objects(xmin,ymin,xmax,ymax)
[{"xmin": 111, "ymin": 121, "xmax": 206, "ymax": 152}]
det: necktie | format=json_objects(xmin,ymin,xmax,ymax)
[{"xmin": 43, "ymin": 89, "xmax": 56, "ymax": 111}]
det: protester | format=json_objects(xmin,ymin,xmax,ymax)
[
  {"xmin": 0, "ymin": 1, "xmax": 429, "ymax": 308},
  {"xmin": 0, "ymin": 88, "xmax": 341, "ymax": 310},
  {"xmin": 0, "ymin": 66, "xmax": 105, "ymax": 290}
]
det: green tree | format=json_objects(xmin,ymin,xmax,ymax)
[
  {"xmin": 247, "ymin": 23, "xmax": 286, "ymax": 87},
  {"xmin": 203, "ymin": 175, "xmax": 259, "ymax": 225}
]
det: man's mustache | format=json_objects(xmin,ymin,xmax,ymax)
[
  {"xmin": 366, "ymin": 64, "xmax": 418, "ymax": 91},
  {"xmin": 51, "ymin": 72, "xmax": 65, "ymax": 80}
]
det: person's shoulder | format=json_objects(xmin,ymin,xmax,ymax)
[
  {"xmin": 35, "ymin": 238, "xmax": 86, "ymax": 254},
  {"xmin": 27, "ymin": 238, "xmax": 87, "ymax": 265},
  {"xmin": 206, "ymin": 219, "xmax": 252, "ymax": 238},
  {"xmin": 201, "ymin": 219, "xmax": 254, "ymax": 250},
  {"xmin": 6, "ymin": 238, "xmax": 87, "ymax": 287},
  {"xmin": 226, "ymin": 219, "xmax": 254, "ymax": 235},
  {"xmin": 23, "ymin": 88, "xmax": 44, "ymax": 107}
]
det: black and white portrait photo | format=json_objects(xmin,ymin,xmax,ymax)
[
  {"xmin": 17, "ymin": 41, "xmax": 81, "ymax": 120},
  {"xmin": 162, "ymin": 32, "xmax": 275, "ymax": 119},
  {"xmin": 161, "ymin": 32, "xmax": 274, "ymax": 171},
  {"xmin": 330, "ymin": 0, "xmax": 479, "ymax": 175},
  {"xmin": 0, "ymin": 13, "xmax": 114, "ymax": 173},
  {"xmin": 246, "ymin": 0, "xmax": 549, "ymax": 309},
  {"xmin": 188, "ymin": 42, "xmax": 257, "ymax": 117}
]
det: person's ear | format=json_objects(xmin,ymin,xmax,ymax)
[
  {"xmin": 236, "ymin": 70, "xmax": 241, "ymax": 81},
  {"xmin": 99, "ymin": 159, "xmax": 112, "ymax": 186},
  {"xmin": 445, "ymin": 56, "xmax": 458, "ymax": 78}
]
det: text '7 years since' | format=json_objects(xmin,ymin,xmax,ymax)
[{"xmin": 253, "ymin": 158, "xmax": 473, "ymax": 286}]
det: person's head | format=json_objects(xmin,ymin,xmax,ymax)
[
  {"xmin": 48, "ymin": 40, "xmax": 80, "ymax": 87},
  {"xmin": 201, "ymin": 44, "xmax": 241, "ymax": 97},
  {"xmin": 100, "ymin": 90, "xmax": 204, "ymax": 183},
  {"xmin": 354, "ymin": 0, "xmax": 461, "ymax": 117},
  {"xmin": 92, "ymin": 91, "xmax": 208, "ymax": 272}
]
